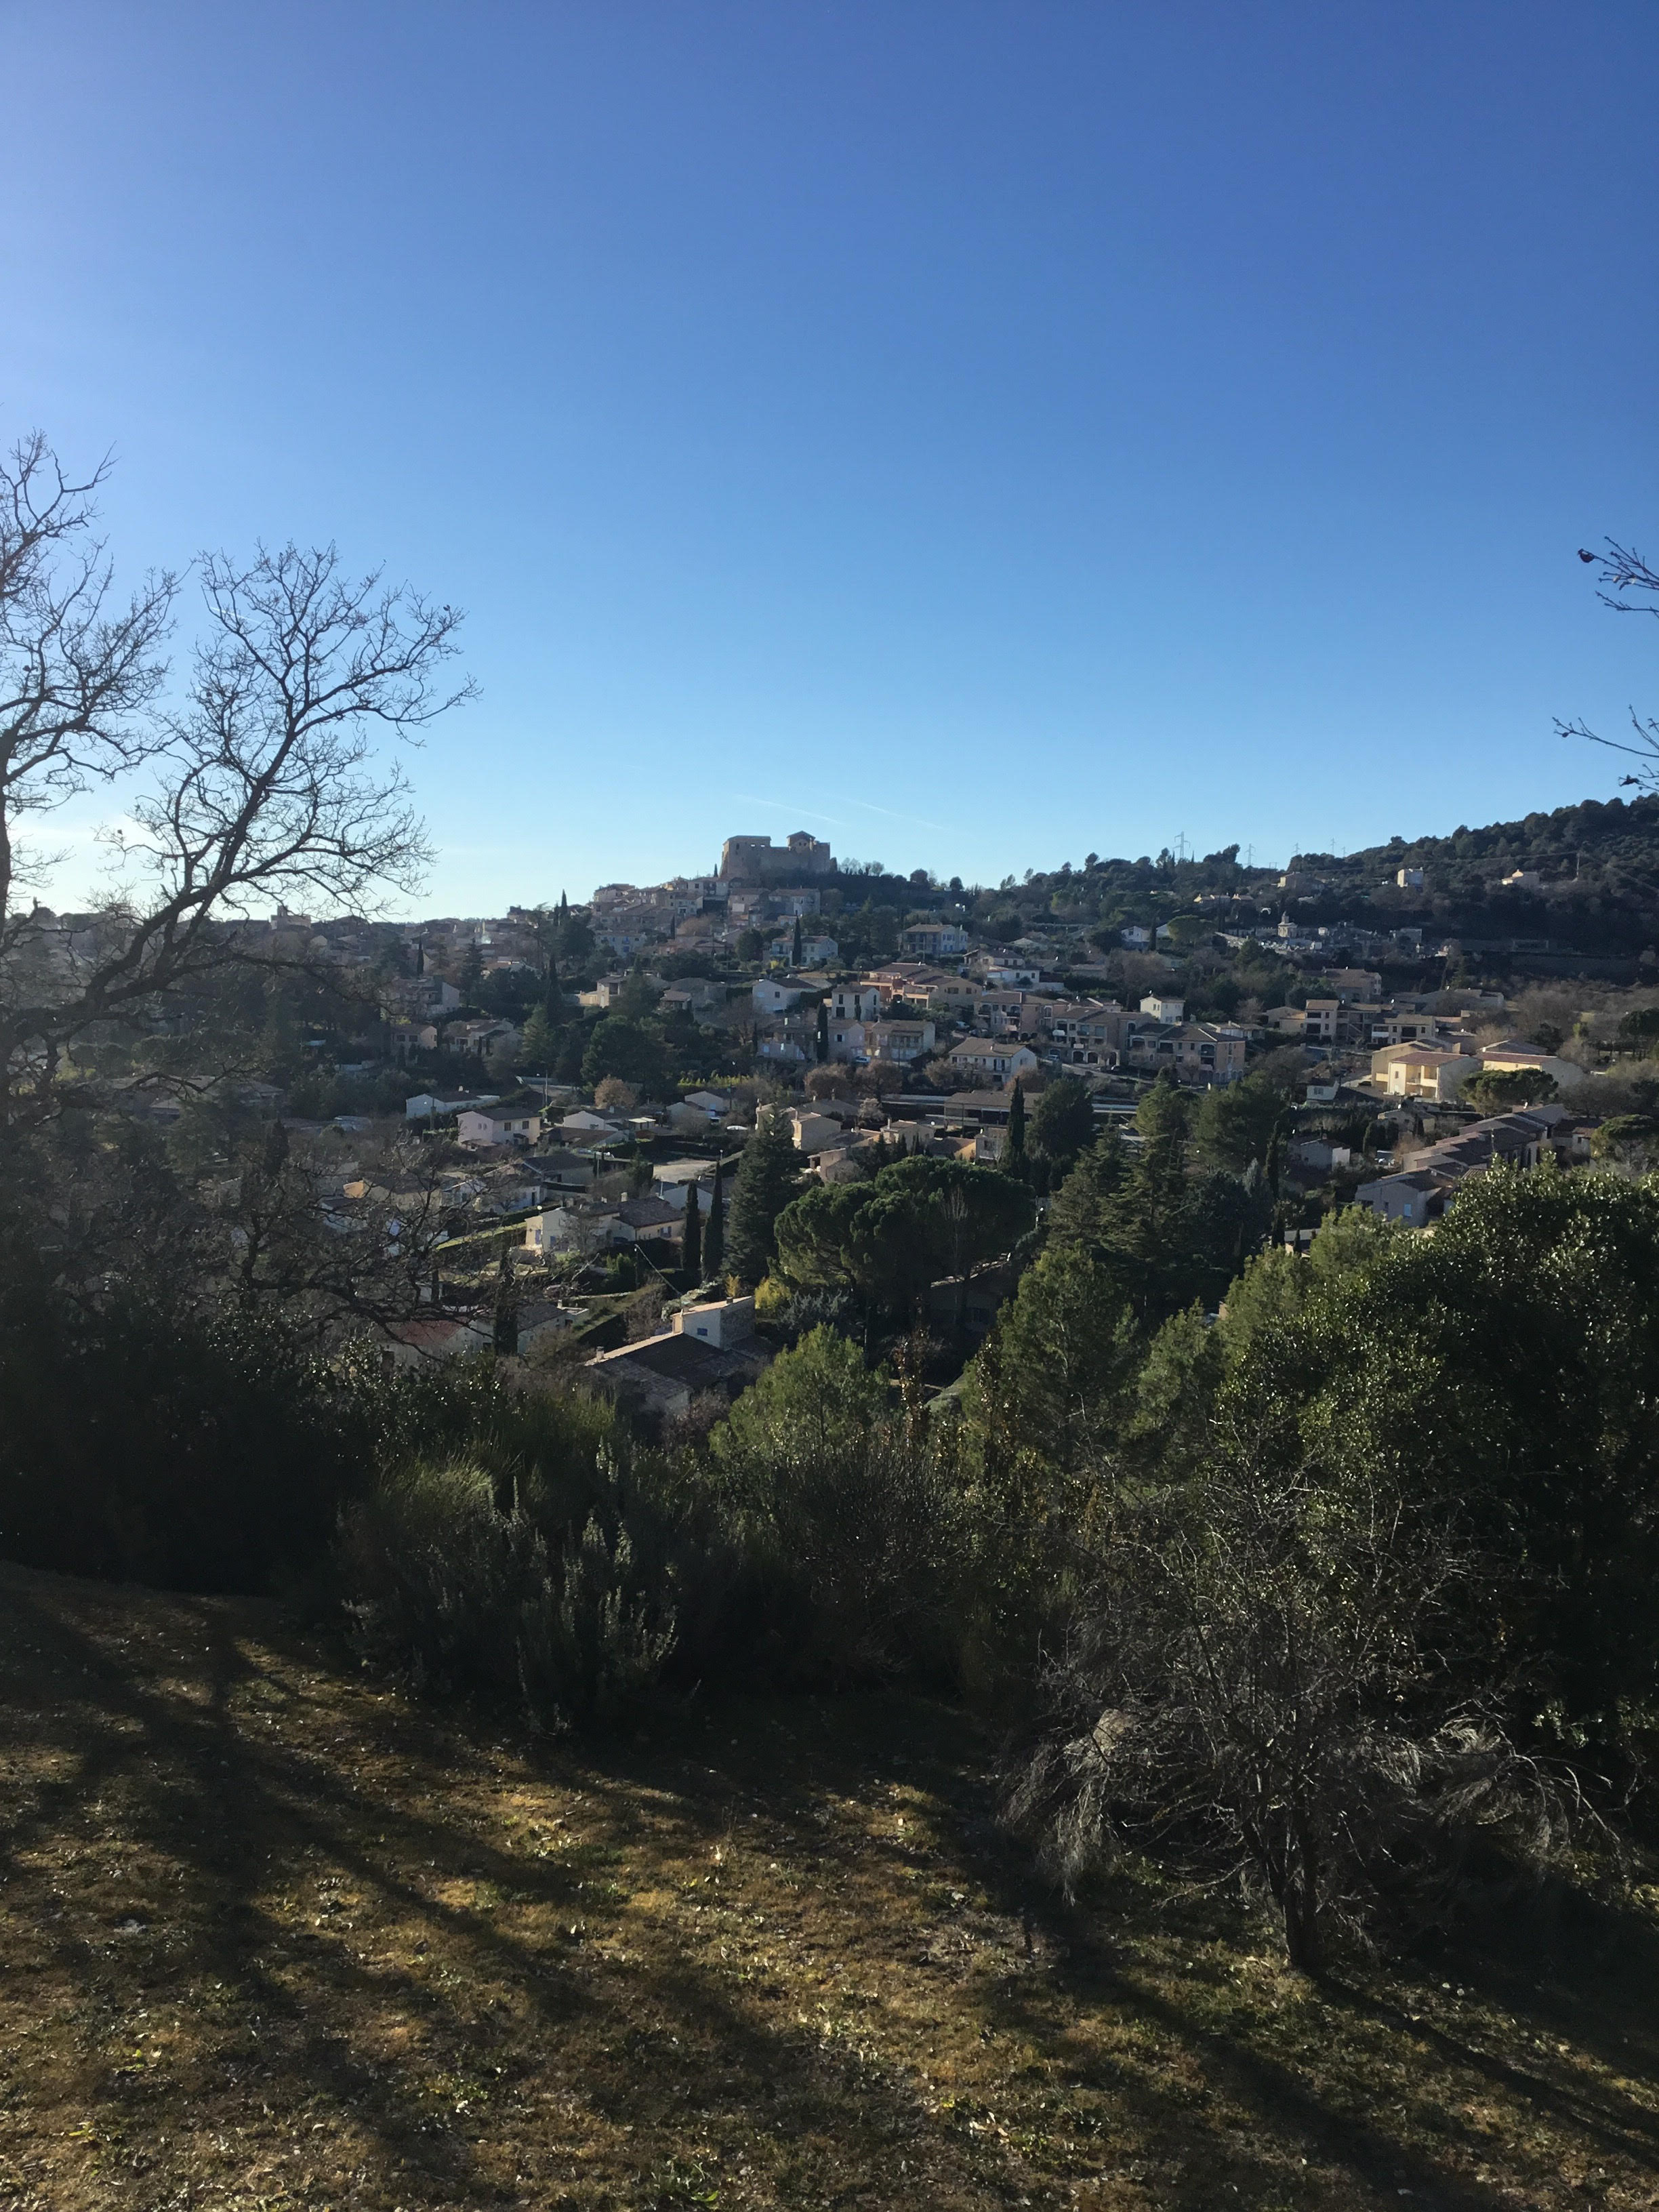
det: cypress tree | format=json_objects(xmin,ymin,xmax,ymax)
[
  {"xmin": 725, "ymin": 1107, "xmax": 804, "ymax": 1284},
  {"xmin": 792, "ymin": 914, "xmax": 804, "ymax": 966},
  {"xmin": 492, "ymin": 1247, "xmax": 519, "ymax": 1357},
  {"xmin": 816, "ymin": 1001, "xmax": 829, "ymax": 1063},
  {"xmin": 703, "ymin": 1158, "xmax": 725, "ymax": 1282},
  {"xmin": 1004, "ymin": 1078, "xmax": 1028, "ymax": 1178},
  {"xmin": 680, "ymin": 1181, "xmax": 703, "ymax": 1281}
]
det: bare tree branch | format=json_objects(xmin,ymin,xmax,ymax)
[
  {"xmin": 1558, "ymin": 538, "xmax": 1658, "ymax": 792},
  {"xmin": 0, "ymin": 457, "xmax": 474, "ymax": 1122}
]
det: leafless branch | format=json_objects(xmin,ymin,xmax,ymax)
[{"xmin": 1559, "ymin": 539, "xmax": 1658, "ymax": 792}]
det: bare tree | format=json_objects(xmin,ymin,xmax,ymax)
[
  {"xmin": 0, "ymin": 433, "xmax": 176, "ymax": 977},
  {"xmin": 0, "ymin": 431, "xmax": 474, "ymax": 1123},
  {"xmin": 1557, "ymin": 539, "xmax": 1658, "ymax": 789}
]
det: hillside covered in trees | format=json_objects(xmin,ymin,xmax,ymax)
[{"xmin": 844, "ymin": 792, "xmax": 1659, "ymax": 971}]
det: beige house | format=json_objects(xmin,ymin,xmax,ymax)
[
  {"xmin": 1370, "ymin": 1045, "xmax": 1476, "ymax": 1103},
  {"xmin": 1479, "ymin": 1039, "xmax": 1584, "ymax": 1088},
  {"xmin": 788, "ymin": 1108, "xmax": 846, "ymax": 1155},
  {"xmin": 1124, "ymin": 1023, "xmax": 1247, "ymax": 1086}
]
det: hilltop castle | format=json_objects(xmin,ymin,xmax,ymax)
[{"xmin": 717, "ymin": 832, "xmax": 835, "ymax": 885}]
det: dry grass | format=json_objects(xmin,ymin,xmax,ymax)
[{"xmin": 4, "ymin": 1562, "xmax": 1659, "ymax": 2210}]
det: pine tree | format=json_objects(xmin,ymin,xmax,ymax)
[
  {"xmin": 1105, "ymin": 1071, "xmax": 1195, "ymax": 1324},
  {"xmin": 1048, "ymin": 1122, "xmax": 1128, "ymax": 1252},
  {"xmin": 521, "ymin": 1004, "xmax": 556, "ymax": 1071},
  {"xmin": 680, "ymin": 1181, "xmax": 703, "ymax": 1281},
  {"xmin": 725, "ymin": 1107, "xmax": 803, "ymax": 1285},
  {"xmin": 703, "ymin": 1158, "xmax": 725, "ymax": 1282}
]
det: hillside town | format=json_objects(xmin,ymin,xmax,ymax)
[{"xmin": 28, "ymin": 820, "xmax": 1645, "ymax": 1422}]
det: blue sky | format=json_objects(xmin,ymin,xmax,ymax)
[{"xmin": 4, "ymin": 1, "xmax": 1656, "ymax": 912}]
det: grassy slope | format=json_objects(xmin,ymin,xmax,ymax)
[{"xmin": 3, "ymin": 1565, "xmax": 1658, "ymax": 2211}]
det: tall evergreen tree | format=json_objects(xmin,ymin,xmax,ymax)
[
  {"xmin": 1105, "ymin": 1072, "xmax": 1196, "ymax": 1324},
  {"xmin": 1048, "ymin": 1121, "xmax": 1128, "ymax": 1252},
  {"xmin": 792, "ymin": 914, "xmax": 804, "ymax": 966},
  {"xmin": 703, "ymin": 1158, "xmax": 725, "ymax": 1282},
  {"xmin": 1004, "ymin": 1078, "xmax": 1029, "ymax": 1179},
  {"xmin": 520, "ymin": 1004, "xmax": 556, "ymax": 1071},
  {"xmin": 680, "ymin": 1181, "xmax": 703, "ymax": 1280},
  {"xmin": 815, "ymin": 1001, "xmax": 829, "ymax": 1062},
  {"xmin": 726, "ymin": 1107, "xmax": 804, "ymax": 1284},
  {"xmin": 492, "ymin": 1247, "xmax": 519, "ymax": 1357}
]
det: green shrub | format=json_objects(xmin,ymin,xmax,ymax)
[{"xmin": 338, "ymin": 1454, "xmax": 676, "ymax": 1732}]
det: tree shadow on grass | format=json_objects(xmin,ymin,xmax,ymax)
[{"xmin": 12, "ymin": 1571, "xmax": 1659, "ymax": 2210}]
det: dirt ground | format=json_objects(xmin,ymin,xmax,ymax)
[{"xmin": 3, "ymin": 1561, "xmax": 1659, "ymax": 2210}]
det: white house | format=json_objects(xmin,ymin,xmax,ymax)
[
  {"xmin": 558, "ymin": 1109, "xmax": 627, "ymax": 1136},
  {"xmin": 523, "ymin": 1201, "xmax": 617, "ymax": 1256},
  {"xmin": 1139, "ymin": 993, "xmax": 1185, "ymax": 1023},
  {"xmin": 901, "ymin": 922, "xmax": 969, "ymax": 958},
  {"xmin": 457, "ymin": 1103, "xmax": 543, "ymax": 1147},
  {"xmin": 766, "ymin": 932, "xmax": 840, "ymax": 966},
  {"xmin": 652, "ymin": 1158, "xmax": 717, "ymax": 1210},
  {"xmin": 681, "ymin": 1088, "xmax": 732, "ymax": 1120},
  {"xmin": 1120, "ymin": 925, "xmax": 1152, "ymax": 948},
  {"xmin": 831, "ymin": 982, "xmax": 884, "ymax": 1022},
  {"xmin": 947, "ymin": 1039, "xmax": 1040, "ymax": 1083},
  {"xmin": 753, "ymin": 979, "xmax": 804, "ymax": 1017},
  {"xmin": 865, "ymin": 1017, "xmax": 935, "ymax": 1063},
  {"xmin": 406, "ymin": 1090, "xmax": 499, "ymax": 1120},
  {"xmin": 611, "ymin": 1196, "xmax": 682, "ymax": 1246},
  {"xmin": 671, "ymin": 1295, "xmax": 755, "ymax": 1349}
]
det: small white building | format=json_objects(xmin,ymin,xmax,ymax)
[
  {"xmin": 406, "ymin": 1090, "xmax": 499, "ymax": 1120},
  {"xmin": 1139, "ymin": 993, "xmax": 1185, "ymax": 1023},
  {"xmin": 558, "ymin": 1109, "xmax": 627, "ymax": 1136},
  {"xmin": 652, "ymin": 1158, "xmax": 718, "ymax": 1209},
  {"xmin": 671, "ymin": 1295, "xmax": 756, "ymax": 1349}
]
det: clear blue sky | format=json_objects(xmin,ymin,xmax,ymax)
[{"xmin": 4, "ymin": 1, "xmax": 1656, "ymax": 912}]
